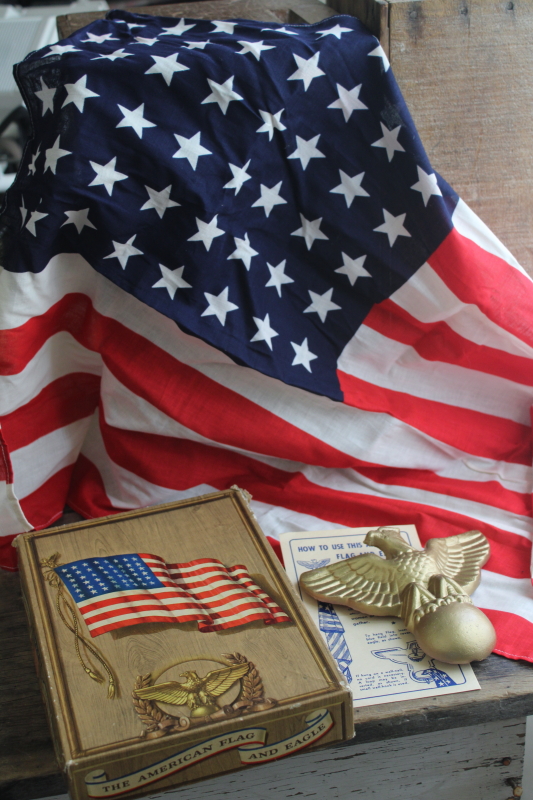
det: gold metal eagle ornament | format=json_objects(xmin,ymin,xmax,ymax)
[
  {"xmin": 300, "ymin": 527, "xmax": 497, "ymax": 664},
  {"xmin": 133, "ymin": 663, "xmax": 250, "ymax": 718}
]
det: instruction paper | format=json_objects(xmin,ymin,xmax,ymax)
[{"xmin": 280, "ymin": 526, "xmax": 480, "ymax": 707}]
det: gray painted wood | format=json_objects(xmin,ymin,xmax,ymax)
[{"xmin": 15, "ymin": 717, "xmax": 525, "ymax": 800}]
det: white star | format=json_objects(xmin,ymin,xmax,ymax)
[
  {"xmin": 152, "ymin": 264, "xmax": 191, "ymax": 298},
  {"xmin": 317, "ymin": 24, "xmax": 353, "ymax": 38},
  {"xmin": 327, "ymin": 83, "xmax": 367, "ymax": 122},
  {"xmin": 288, "ymin": 52, "xmax": 325, "ymax": 91},
  {"xmin": 44, "ymin": 136, "xmax": 71, "ymax": 174},
  {"xmin": 160, "ymin": 19, "xmax": 196, "ymax": 36},
  {"xmin": 411, "ymin": 166, "xmax": 442, "ymax": 206},
  {"xmin": 237, "ymin": 40, "xmax": 275, "ymax": 60},
  {"xmin": 371, "ymin": 122, "xmax": 405, "ymax": 161},
  {"xmin": 92, "ymin": 49, "xmax": 133, "ymax": 61},
  {"xmin": 291, "ymin": 214, "xmax": 328, "ymax": 249},
  {"xmin": 117, "ymin": 103, "xmax": 156, "ymax": 138},
  {"xmin": 35, "ymin": 78, "xmax": 56, "ymax": 114},
  {"xmin": 373, "ymin": 208, "xmax": 411, "ymax": 246},
  {"xmin": 28, "ymin": 148, "xmax": 40, "ymax": 176},
  {"xmin": 262, "ymin": 26, "xmax": 298, "ymax": 35},
  {"xmin": 228, "ymin": 233, "xmax": 258, "ymax": 270},
  {"xmin": 121, "ymin": 21, "xmax": 144, "ymax": 30},
  {"xmin": 256, "ymin": 108, "xmax": 286, "ymax": 139},
  {"xmin": 252, "ymin": 182, "xmax": 287, "ymax": 217},
  {"xmin": 62, "ymin": 75, "xmax": 99, "ymax": 113},
  {"xmin": 89, "ymin": 157, "xmax": 128, "ymax": 195},
  {"xmin": 288, "ymin": 134, "xmax": 325, "ymax": 170},
  {"xmin": 304, "ymin": 288, "xmax": 341, "ymax": 323},
  {"xmin": 134, "ymin": 36, "xmax": 158, "ymax": 45},
  {"xmin": 61, "ymin": 208, "xmax": 96, "ymax": 234},
  {"xmin": 266, "ymin": 260, "xmax": 294, "ymax": 297},
  {"xmin": 45, "ymin": 44, "xmax": 79, "ymax": 56},
  {"xmin": 251, "ymin": 314, "xmax": 278, "ymax": 349},
  {"xmin": 145, "ymin": 53, "xmax": 189, "ymax": 85},
  {"xmin": 104, "ymin": 235, "xmax": 143, "ymax": 269},
  {"xmin": 25, "ymin": 209, "xmax": 48, "ymax": 236},
  {"xmin": 184, "ymin": 40, "xmax": 208, "ymax": 49},
  {"xmin": 202, "ymin": 287, "xmax": 239, "ymax": 325},
  {"xmin": 330, "ymin": 170, "xmax": 369, "ymax": 207},
  {"xmin": 335, "ymin": 253, "xmax": 370, "ymax": 285},
  {"xmin": 82, "ymin": 32, "xmax": 118, "ymax": 43},
  {"xmin": 211, "ymin": 20, "xmax": 237, "ymax": 34},
  {"xmin": 141, "ymin": 184, "xmax": 179, "ymax": 218},
  {"xmin": 368, "ymin": 43, "xmax": 390, "ymax": 71},
  {"xmin": 188, "ymin": 215, "xmax": 225, "ymax": 250},
  {"xmin": 223, "ymin": 160, "xmax": 251, "ymax": 194},
  {"xmin": 173, "ymin": 131, "xmax": 212, "ymax": 169},
  {"xmin": 202, "ymin": 76, "xmax": 243, "ymax": 114},
  {"xmin": 291, "ymin": 338, "xmax": 317, "ymax": 372}
]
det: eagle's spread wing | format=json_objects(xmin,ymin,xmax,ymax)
[
  {"xmin": 134, "ymin": 681, "xmax": 191, "ymax": 706},
  {"xmin": 426, "ymin": 530, "xmax": 490, "ymax": 594},
  {"xmin": 201, "ymin": 663, "xmax": 250, "ymax": 697},
  {"xmin": 300, "ymin": 554, "xmax": 402, "ymax": 616}
]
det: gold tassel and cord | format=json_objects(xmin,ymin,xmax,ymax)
[{"xmin": 41, "ymin": 554, "xmax": 117, "ymax": 699}]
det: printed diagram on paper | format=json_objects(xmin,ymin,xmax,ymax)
[{"xmin": 280, "ymin": 526, "xmax": 480, "ymax": 707}]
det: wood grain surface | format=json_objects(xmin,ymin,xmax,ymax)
[
  {"xmin": 56, "ymin": 0, "xmax": 337, "ymax": 39},
  {"xmin": 3, "ymin": 526, "xmax": 533, "ymax": 787},
  {"xmin": 5, "ymin": 492, "xmax": 354, "ymax": 799}
]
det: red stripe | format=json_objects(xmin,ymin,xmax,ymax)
[
  {"xmin": 67, "ymin": 453, "xmax": 124, "ymax": 519},
  {"xmin": 3, "ymin": 295, "xmax": 528, "ymax": 515},
  {"xmin": 480, "ymin": 609, "xmax": 533, "ymax": 661},
  {"xmin": 86, "ymin": 605, "xmax": 206, "ymax": 626},
  {"xmin": 364, "ymin": 298, "xmax": 533, "ymax": 386},
  {"xmin": 18, "ymin": 464, "xmax": 75, "ymax": 531},
  {"xmin": 338, "ymin": 369, "xmax": 531, "ymax": 466},
  {"xmin": 0, "ymin": 533, "xmax": 18, "ymax": 571},
  {"xmin": 95, "ymin": 415, "xmax": 531, "ymax": 580},
  {"xmin": 80, "ymin": 590, "xmax": 204, "ymax": 614},
  {"xmin": 429, "ymin": 228, "xmax": 533, "ymax": 347},
  {"xmin": 2, "ymin": 373, "xmax": 100, "ymax": 451},
  {"xmin": 89, "ymin": 615, "xmax": 184, "ymax": 636}
]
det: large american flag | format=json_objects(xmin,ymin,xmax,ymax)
[
  {"xmin": 54, "ymin": 554, "xmax": 290, "ymax": 636},
  {"xmin": 1, "ymin": 11, "xmax": 533, "ymax": 661}
]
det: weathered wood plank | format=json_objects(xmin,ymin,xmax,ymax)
[
  {"xmin": 1, "ymin": 717, "xmax": 525, "ymax": 800},
  {"xmin": 56, "ymin": 0, "xmax": 338, "ymax": 40}
]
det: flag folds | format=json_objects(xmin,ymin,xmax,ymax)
[
  {"xmin": 1, "ymin": 11, "xmax": 533, "ymax": 662},
  {"xmin": 54, "ymin": 554, "xmax": 290, "ymax": 636}
]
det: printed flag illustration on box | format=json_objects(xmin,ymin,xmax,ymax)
[
  {"xmin": 55, "ymin": 554, "xmax": 290, "ymax": 636},
  {"xmin": 1, "ymin": 11, "xmax": 533, "ymax": 663}
]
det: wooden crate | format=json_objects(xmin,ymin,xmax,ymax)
[
  {"xmin": 14, "ymin": 489, "xmax": 353, "ymax": 800},
  {"xmin": 328, "ymin": 0, "xmax": 533, "ymax": 276},
  {"xmin": 57, "ymin": 0, "xmax": 533, "ymax": 275}
]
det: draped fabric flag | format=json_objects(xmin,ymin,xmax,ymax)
[
  {"xmin": 54, "ymin": 554, "xmax": 290, "ymax": 636},
  {"xmin": 1, "ymin": 11, "xmax": 533, "ymax": 661}
]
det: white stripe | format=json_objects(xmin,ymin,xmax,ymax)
[
  {"xmin": 87, "ymin": 604, "xmax": 273, "ymax": 631},
  {"xmin": 472, "ymin": 570, "xmax": 533, "ymax": 625},
  {"xmin": 0, "ymin": 332, "xmax": 102, "ymax": 416},
  {"xmin": 101, "ymin": 369, "xmax": 532, "ymax": 495},
  {"xmin": 6, "ymin": 255, "xmax": 523, "ymax": 478},
  {"xmin": 452, "ymin": 198, "xmax": 529, "ymax": 276},
  {"xmin": 82, "ymin": 598, "xmax": 209, "ymax": 621},
  {"xmin": 77, "ymin": 586, "xmax": 196, "ymax": 609},
  {"xmin": 0, "ymin": 476, "xmax": 32, "ymax": 536},
  {"xmin": 10, "ymin": 416, "xmax": 93, "ymax": 499},
  {"xmin": 85, "ymin": 404, "xmax": 533, "ymax": 541},
  {"xmin": 389, "ymin": 261, "xmax": 533, "ymax": 360},
  {"xmin": 337, "ymin": 323, "xmax": 533, "ymax": 425}
]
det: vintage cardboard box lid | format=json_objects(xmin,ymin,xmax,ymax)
[{"xmin": 16, "ymin": 489, "xmax": 351, "ymax": 764}]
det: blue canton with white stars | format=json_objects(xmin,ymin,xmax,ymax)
[
  {"xmin": 1, "ymin": 11, "xmax": 459, "ymax": 400},
  {"xmin": 55, "ymin": 554, "xmax": 163, "ymax": 602}
]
